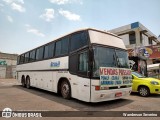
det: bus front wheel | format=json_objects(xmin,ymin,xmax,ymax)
[{"xmin": 61, "ymin": 80, "xmax": 71, "ymax": 99}]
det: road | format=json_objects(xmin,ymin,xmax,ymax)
[{"xmin": 0, "ymin": 79, "xmax": 160, "ymax": 120}]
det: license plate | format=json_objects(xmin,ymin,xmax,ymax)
[{"xmin": 115, "ymin": 92, "xmax": 122, "ymax": 97}]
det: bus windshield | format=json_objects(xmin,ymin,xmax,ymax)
[{"xmin": 93, "ymin": 46, "xmax": 129, "ymax": 77}]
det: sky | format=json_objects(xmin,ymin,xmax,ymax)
[{"xmin": 0, "ymin": 0, "xmax": 160, "ymax": 54}]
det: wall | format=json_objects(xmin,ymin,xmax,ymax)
[
  {"xmin": 0, "ymin": 59, "xmax": 17, "ymax": 66},
  {"xmin": 0, "ymin": 53, "xmax": 18, "ymax": 79},
  {"xmin": 0, "ymin": 66, "xmax": 16, "ymax": 79},
  {"xmin": 119, "ymin": 34, "xmax": 130, "ymax": 46},
  {"xmin": 12, "ymin": 66, "xmax": 16, "ymax": 78},
  {"xmin": 152, "ymin": 41, "xmax": 157, "ymax": 45},
  {"xmin": 0, "ymin": 66, "xmax": 6, "ymax": 79},
  {"xmin": 142, "ymin": 34, "xmax": 149, "ymax": 46},
  {"xmin": 118, "ymin": 33, "xmax": 156, "ymax": 48}
]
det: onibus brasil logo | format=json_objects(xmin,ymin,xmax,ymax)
[
  {"xmin": 2, "ymin": 108, "xmax": 12, "ymax": 118},
  {"xmin": 2, "ymin": 107, "xmax": 42, "ymax": 118}
]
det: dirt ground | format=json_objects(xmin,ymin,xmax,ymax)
[{"xmin": 0, "ymin": 79, "xmax": 160, "ymax": 120}]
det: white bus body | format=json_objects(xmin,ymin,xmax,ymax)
[{"xmin": 17, "ymin": 28, "xmax": 132, "ymax": 102}]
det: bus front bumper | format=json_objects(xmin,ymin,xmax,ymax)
[{"xmin": 90, "ymin": 87, "xmax": 132, "ymax": 103}]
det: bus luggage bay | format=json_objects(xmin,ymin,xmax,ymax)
[{"xmin": 16, "ymin": 28, "xmax": 132, "ymax": 102}]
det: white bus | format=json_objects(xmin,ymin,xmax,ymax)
[{"xmin": 17, "ymin": 28, "xmax": 132, "ymax": 102}]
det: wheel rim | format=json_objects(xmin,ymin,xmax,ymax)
[
  {"xmin": 139, "ymin": 88, "xmax": 148, "ymax": 96},
  {"xmin": 62, "ymin": 83, "xmax": 69, "ymax": 96}
]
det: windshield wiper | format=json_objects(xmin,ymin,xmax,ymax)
[
  {"xmin": 113, "ymin": 54, "xmax": 119, "ymax": 67},
  {"xmin": 115, "ymin": 54, "xmax": 121, "ymax": 68}
]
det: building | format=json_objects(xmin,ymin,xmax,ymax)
[
  {"xmin": 109, "ymin": 22, "xmax": 159, "ymax": 48},
  {"xmin": 109, "ymin": 22, "xmax": 160, "ymax": 76},
  {"xmin": 0, "ymin": 52, "xmax": 18, "ymax": 78}
]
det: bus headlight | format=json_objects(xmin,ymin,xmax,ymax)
[{"xmin": 150, "ymin": 81, "xmax": 159, "ymax": 85}]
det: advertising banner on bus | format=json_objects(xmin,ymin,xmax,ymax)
[{"xmin": 100, "ymin": 67, "xmax": 132, "ymax": 86}]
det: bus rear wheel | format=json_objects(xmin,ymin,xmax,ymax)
[
  {"xmin": 21, "ymin": 76, "xmax": 26, "ymax": 87},
  {"xmin": 26, "ymin": 77, "xmax": 30, "ymax": 89},
  {"xmin": 61, "ymin": 80, "xmax": 71, "ymax": 99}
]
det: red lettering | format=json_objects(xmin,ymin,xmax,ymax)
[
  {"xmin": 100, "ymin": 68, "xmax": 131, "ymax": 76},
  {"xmin": 114, "ymin": 69, "xmax": 118, "ymax": 75},
  {"xmin": 105, "ymin": 68, "xmax": 118, "ymax": 75},
  {"xmin": 100, "ymin": 68, "xmax": 104, "ymax": 75},
  {"xmin": 106, "ymin": 69, "xmax": 110, "ymax": 75},
  {"xmin": 104, "ymin": 68, "xmax": 107, "ymax": 75},
  {"xmin": 119, "ymin": 69, "xmax": 122, "ymax": 75},
  {"xmin": 100, "ymin": 68, "xmax": 108, "ymax": 75},
  {"xmin": 119, "ymin": 69, "xmax": 131, "ymax": 75}
]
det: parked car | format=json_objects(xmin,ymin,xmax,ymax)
[{"xmin": 132, "ymin": 71, "xmax": 160, "ymax": 97}]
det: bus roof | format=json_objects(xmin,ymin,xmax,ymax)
[
  {"xmin": 19, "ymin": 28, "xmax": 121, "ymax": 55},
  {"xmin": 56, "ymin": 28, "xmax": 121, "ymax": 40}
]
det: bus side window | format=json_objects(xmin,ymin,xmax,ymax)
[
  {"xmin": 24, "ymin": 52, "xmax": 29, "ymax": 63},
  {"xmin": 48, "ymin": 42, "xmax": 55, "ymax": 58},
  {"xmin": 78, "ymin": 51, "xmax": 88, "ymax": 76},
  {"xmin": 78, "ymin": 52, "xmax": 88, "ymax": 72},
  {"xmin": 69, "ymin": 50, "xmax": 89, "ymax": 77},
  {"xmin": 36, "ymin": 46, "xmax": 44, "ymax": 60},
  {"xmin": 20, "ymin": 54, "xmax": 25, "ymax": 64},
  {"xmin": 70, "ymin": 32, "xmax": 88, "ymax": 52},
  {"xmin": 44, "ymin": 45, "xmax": 49, "ymax": 59},
  {"xmin": 29, "ymin": 50, "xmax": 36, "ymax": 62},
  {"xmin": 55, "ymin": 37, "xmax": 69, "ymax": 56},
  {"xmin": 69, "ymin": 53, "xmax": 78, "ymax": 74}
]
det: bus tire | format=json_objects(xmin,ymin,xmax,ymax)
[
  {"xmin": 21, "ymin": 76, "xmax": 26, "ymax": 87},
  {"xmin": 26, "ymin": 76, "xmax": 31, "ymax": 89},
  {"xmin": 138, "ymin": 86, "xmax": 150, "ymax": 97},
  {"xmin": 61, "ymin": 80, "xmax": 71, "ymax": 99}
]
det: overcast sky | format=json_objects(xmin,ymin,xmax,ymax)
[{"xmin": 0, "ymin": 0, "xmax": 160, "ymax": 54}]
